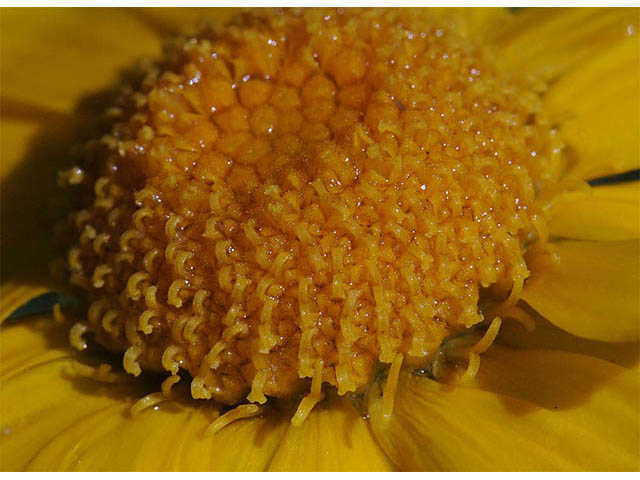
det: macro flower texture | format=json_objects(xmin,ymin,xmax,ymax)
[{"xmin": 0, "ymin": 6, "xmax": 639, "ymax": 472}]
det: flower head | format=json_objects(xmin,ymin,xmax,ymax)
[{"xmin": 1, "ymin": 7, "xmax": 639, "ymax": 472}]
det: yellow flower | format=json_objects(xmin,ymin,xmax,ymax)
[{"xmin": 1, "ymin": 7, "xmax": 639, "ymax": 471}]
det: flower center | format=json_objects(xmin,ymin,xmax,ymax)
[{"xmin": 62, "ymin": 8, "xmax": 560, "ymax": 410}]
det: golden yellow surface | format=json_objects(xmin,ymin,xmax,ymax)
[{"xmin": 1, "ymin": 7, "xmax": 640, "ymax": 472}]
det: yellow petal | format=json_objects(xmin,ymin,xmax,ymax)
[
  {"xmin": 549, "ymin": 182, "xmax": 640, "ymax": 241},
  {"xmin": 0, "ymin": 315, "xmax": 286, "ymax": 471},
  {"xmin": 587, "ymin": 181, "xmax": 640, "ymax": 203},
  {"xmin": 0, "ymin": 357, "xmax": 147, "ymax": 470},
  {"xmin": 0, "ymin": 117, "xmax": 76, "ymax": 282},
  {"xmin": 1, "ymin": 315, "xmax": 288, "ymax": 471},
  {"xmin": 0, "ymin": 315, "xmax": 69, "ymax": 378},
  {"xmin": 494, "ymin": 8, "xmax": 637, "ymax": 81},
  {"xmin": 268, "ymin": 393, "xmax": 394, "ymax": 471},
  {"xmin": 544, "ymin": 36, "xmax": 639, "ymax": 179},
  {"xmin": 456, "ymin": 8, "xmax": 511, "ymax": 38},
  {"xmin": 26, "ymin": 400, "xmax": 287, "ymax": 471},
  {"xmin": 0, "ymin": 277, "xmax": 53, "ymax": 324},
  {"xmin": 417, "ymin": 8, "xmax": 511, "ymax": 39},
  {"xmin": 0, "ymin": 8, "xmax": 161, "ymax": 114},
  {"xmin": 470, "ymin": 345, "xmax": 639, "ymax": 424},
  {"xmin": 24, "ymin": 403, "xmax": 138, "ymax": 471},
  {"xmin": 368, "ymin": 371, "xmax": 639, "ymax": 471},
  {"xmin": 130, "ymin": 7, "xmax": 239, "ymax": 36},
  {"xmin": 0, "ymin": 118, "xmax": 43, "ymax": 181},
  {"xmin": 167, "ymin": 406, "xmax": 288, "ymax": 472},
  {"xmin": 522, "ymin": 240, "xmax": 640, "ymax": 342},
  {"xmin": 498, "ymin": 314, "xmax": 639, "ymax": 370},
  {"xmin": 470, "ymin": 346, "xmax": 640, "ymax": 466}
]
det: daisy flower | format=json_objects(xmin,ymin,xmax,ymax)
[{"xmin": 1, "ymin": 7, "xmax": 638, "ymax": 471}]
